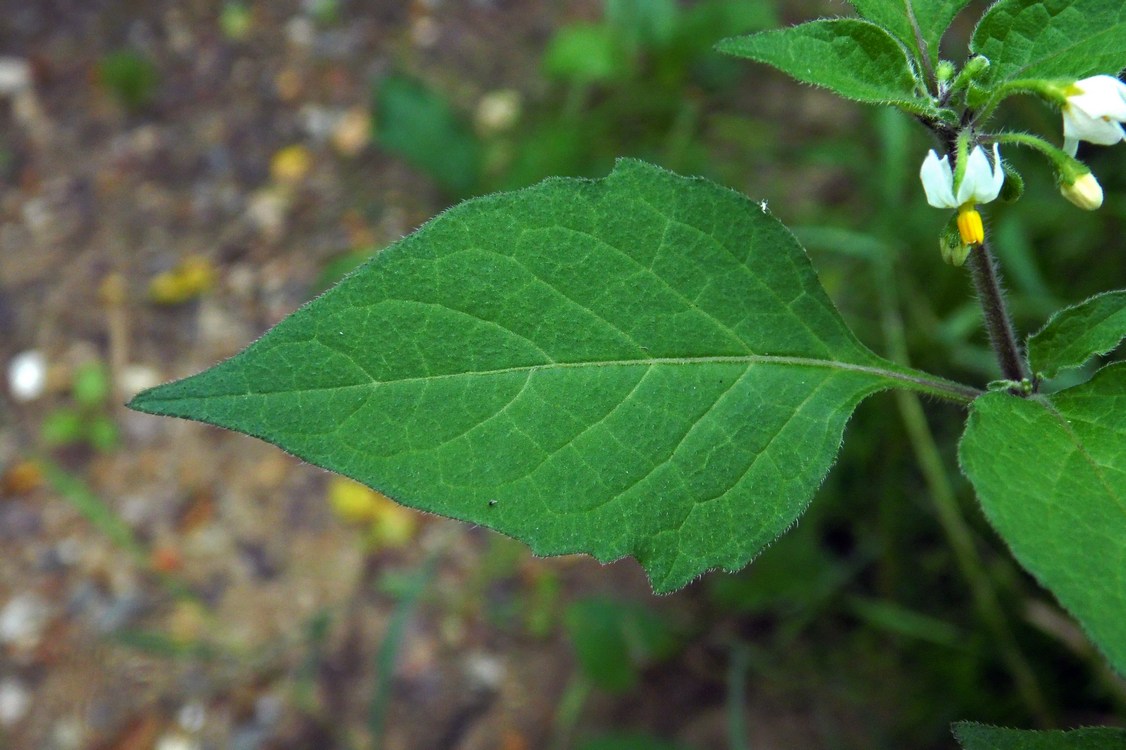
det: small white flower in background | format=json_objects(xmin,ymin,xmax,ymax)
[
  {"xmin": 1061, "ymin": 75, "xmax": 1126, "ymax": 156},
  {"xmin": 919, "ymin": 143, "xmax": 1005, "ymax": 246}
]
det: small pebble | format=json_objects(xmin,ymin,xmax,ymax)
[
  {"xmin": 254, "ymin": 692, "xmax": 283, "ymax": 726},
  {"xmin": 285, "ymin": 16, "xmax": 315, "ymax": 48},
  {"xmin": 463, "ymin": 652, "xmax": 504, "ymax": 690},
  {"xmin": 475, "ymin": 90, "xmax": 521, "ymax": 134},
  {"xmin": 177, "ymin": 701, "xmax": 206, "ymax": 732},
  {"xmin": 0, "ymin": 57, "xmax": 31, "ymax": 96},
  {"xmin": 8, "ymin": 350, "xmax": 47, "ymax": 402},
  {"xmin": 155, "ymin": 732, "xmax": 202, "ymax": 750},
  {"xmin": 0, "ymin": 678, "xmax": 31, "ymax": 726},
  {"xmin": 0, "ymin": 593, "xmax": 50, "ymax": 651},
  {"xmin": 332, "ymin": 107, "xmax": 371, "ymax": 156},
  {"xmin": 298, "ymin": 104, "xmax": 337, "ymax": 142},
  {"xmin": 118, "ymin": 364, "xmax": 163, "ymax": 399},
  {"xmin": 244, "ymin": 188, "xmax": 290, "ymax": 241},
  {"xmin": 52, "ymin": 717, "xmax": 85, "ymax": 750}
]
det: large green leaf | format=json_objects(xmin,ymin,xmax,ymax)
[
  {"xmin": 129, "ymin": 160, "xmax": 973, "ymax": 593},
  {"xmin": 1028, "ymin": 290, "xmax": 1126, "ymax": 379},
  {"xmin": 970, "ymin": 0, "xmax": 1126, "ymax": 85},
  {"xmin": 959, "ymin": 362, "xmax": 1126, "ymax": 674},
  {"xmin": 716, "ymin": 19, "xmax": 931, "ymax": 113},
  {"xmin": 953, "ymin": 722, "xmax": 1126, "ymax": 750},
  {"xmin": 849, "ymin": 0, "xmax": 972, "ymax": 65}
]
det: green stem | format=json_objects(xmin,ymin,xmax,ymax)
[
  {"xmin": 993, "ymin": 131, "xmax": 1072, "ymax": 163},
  {"xmin": 874, "ymin": 259, "xmax": 1051, "ymax": 723},
  {"xmin": 976, "ymin": 79, "xmax": 1068, "ymax": 123}
]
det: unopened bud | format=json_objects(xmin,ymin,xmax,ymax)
[
  {"xmin": 1060, "ymin": 171, "xmax": 1103, "ymax": 210},
  {"xmin": 940, "ymin": 218, "xmax": 972, "ymax": 267},
  {"xmin": 961, "ymin": 55, "xmax": 990, "ymax": 80}
]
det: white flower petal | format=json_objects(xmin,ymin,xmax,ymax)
[
  {"xmin": 1063, "ymin": 106, "xmax": 1126, "ymax": 145},
  {"xmin": 952, "ymin": 144, "xmax": 1005, "ymax": 205},
  {"xmin": 980, "ymin": 143, "xmax": 1005, "ymax": 203},
  {"xmin": 1062, "ymin": 75, "xmax": 1126, "ymax": 151},
  {"xmin": 1072, "ymin": 75, "xmax": 1126, "ymax": 120},
  {"xmin": 920, "ymin": 150, "xmax": 956, "ymax": 208}
]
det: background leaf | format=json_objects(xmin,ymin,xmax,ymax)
[
  {"xmin": 848, "ymin": 0, "xmax": 972, "ymax": 65},
  {"xmin": 374, "ymin": 74, "xmax": 482, "ymax": 197},
  {"xmin": 959, "ymin": 363, "xmax": 1126, "ymax": 675},
  {"xmin": 564, "ymin": 598, "xmax": 680, "ymax": 692},
  {"xmin": 1028, "ymin": 290, "xmax": 1126, "ymax": 378},
  {"xmin": 953, "ymin": 722, "xmax": 1126, "ymax": 750},
  {"xmin": 543, "ymin": 23, "xmax": 634, "ymax": 83},
  {"xmin": 716, "ymin": 19, "xmax": 930, "ymax": 112},
  {"xmin": 970, "ymin": 0, "xmax": 1126, "ymax": 85},
  {"xmin": 129, "ymin": 160, "xmax": 971, "ymax": 593}
]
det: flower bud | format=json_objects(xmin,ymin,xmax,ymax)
[
  {"xmin": 1060, "ymin": 171, "xmax": 1103, "ymax": 210},
  {"xmin": 936, "ymin": 60, "xmax": 955, "ymax": 84},
  {"xmin": 940, "ymin": 217, "xmax": 972, "ymax": 267}
]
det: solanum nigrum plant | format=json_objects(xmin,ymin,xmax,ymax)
[{"xmin": 130, "ymin": 1, "xmax": 1126, "ymax": 745}]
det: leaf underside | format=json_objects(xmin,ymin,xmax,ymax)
[
  {"xmin": 959, "ymin": 362, "xmax": 1126, "ymax": 674},
  {"xmin": 130, "ymin": 159, "xmax": 948, "ymax": 593}
]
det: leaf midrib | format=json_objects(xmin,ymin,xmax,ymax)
[{"xmin": 139, "ymin": 354, "xmax": 978, "ymax": 404}]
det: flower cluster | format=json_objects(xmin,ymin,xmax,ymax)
[{"xmin": 918, "ymin": 73, "xmax": 1126, "ymax": 262}]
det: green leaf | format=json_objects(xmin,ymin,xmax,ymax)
[
  {"xmin": 970, "ymin": 0, "xmax": 1126, "ymax": 85},
  {"xmin": 128, "ymin": 159, "xmax": 973, "ymax": 593},
  {"xmin": 953, "ymin": 722, "xmax": 1126, "ymax": 750},
  {"xmin": 1028, "ymin": 290, "xmax": 1126, "ymax": 379},
  {"xmin": 959, "ymin": 362, "xmax": 1126, "ymax": 674},
  {"xmin": 374, "ymin": 74, "xmax": 481, "ymax": 197},
  {"xmin": 849, "ymin": 0, "xmax": 972, "ymax": 65},
  {"xmin": 543, "ymin": 24, "xmax": 633, "ymax": 83},
  {"xmin": 716, "ymin": 19, "xmax": 930, "ymax": 112}
]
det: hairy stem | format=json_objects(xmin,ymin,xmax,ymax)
[{"xmin": 967, "ymin": 239, "xmax": 1029, "ymax": 385}]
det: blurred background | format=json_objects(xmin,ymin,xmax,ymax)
[{"xmin": 1, "ymin": 1, "xmax": 1124, "ymax": 748}]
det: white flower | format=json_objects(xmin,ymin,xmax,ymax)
[
  {"xmin": 919, "ymin": 143, "xmax": 1005, "ymax": 209},
  {"xmin": 1062, "ymin": 75, "xmax": 1126, "ymax": 156}
]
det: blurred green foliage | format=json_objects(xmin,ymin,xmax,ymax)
[
  {"xmin": 565, "ymin": 598, "xmax": 682, "ymax": 693},
  {"xmin": 97, "ymin": 49, "xmax": 159, "ymax": 112},
  {"xmin": 41, "ymin": 360, "xmax": 119, "ymax": 451}
]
